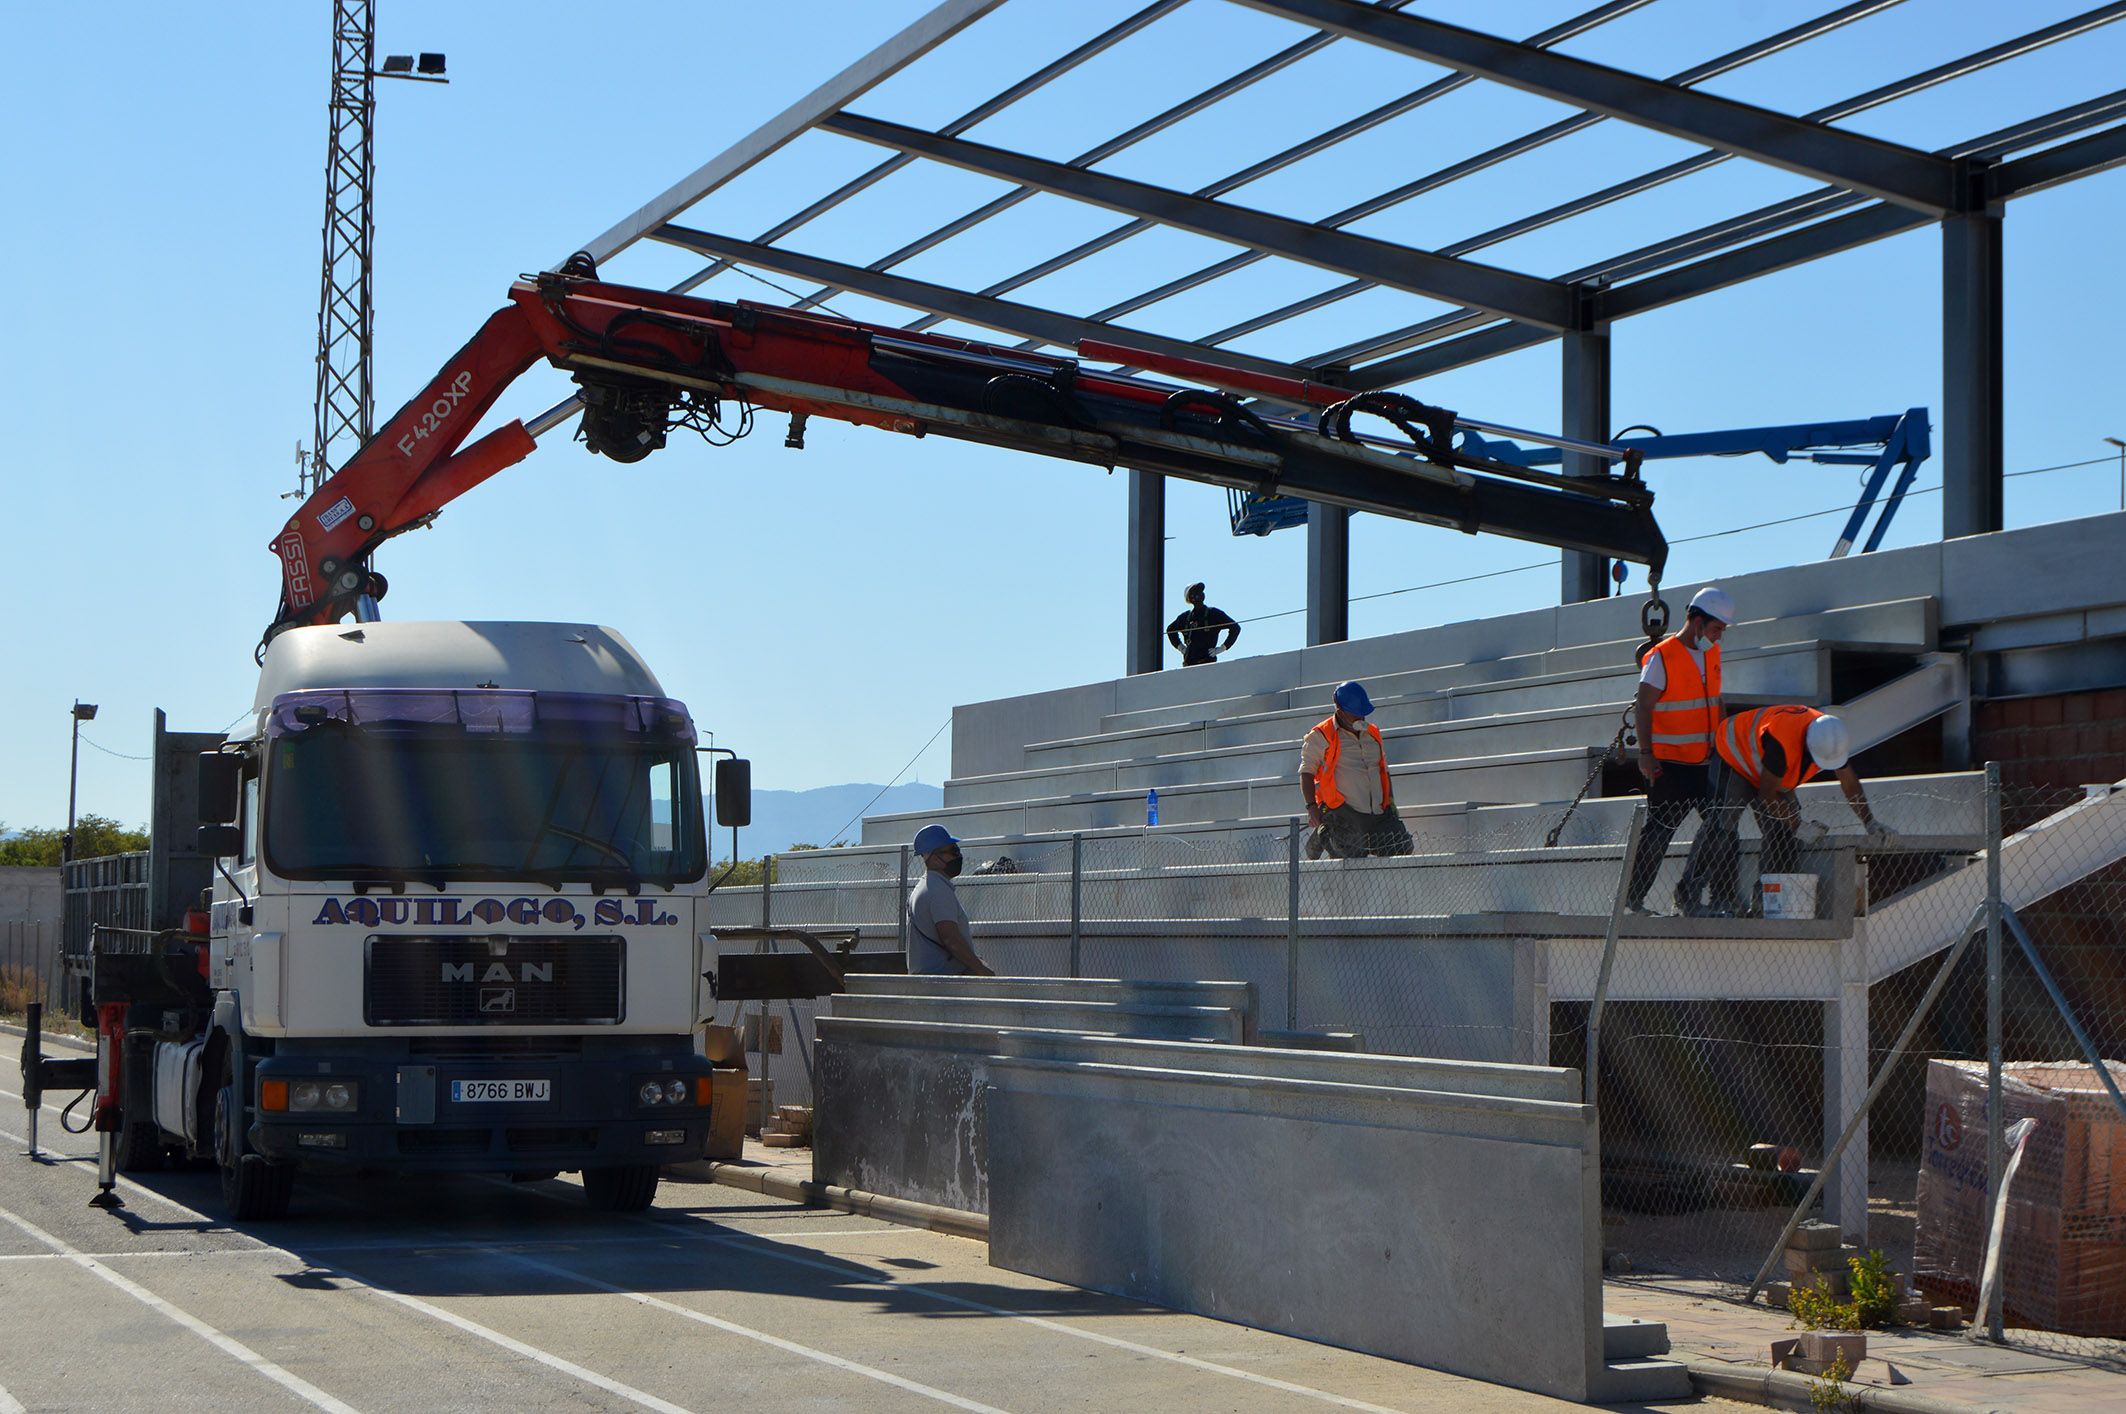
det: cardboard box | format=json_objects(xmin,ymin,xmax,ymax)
[
  {"xmin": 1913, "ymin": 1059, "xmax": 2126, "ymax": 1337},
  {"xmin": 704, "ymin": 1068, "xmax": 747, "ymax": 1159}
]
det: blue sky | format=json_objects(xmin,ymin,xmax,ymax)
[{"xmin": 3, "ymin": 1, "xmax": 2122, "ymax": 835}]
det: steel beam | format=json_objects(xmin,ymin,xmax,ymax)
[
  {"xmin": 575, "ymin": 0, "xmax": 1009, "ymax": 268},
  {"xmin": 816, "ymin": 112, "xmax": 1579, "ymax": 329},
  {"xmin": 1942, "ymin": 206, "xmax": 2004, "ymax": 539},
  {"xmin": 1560, "ymin": 322, "xmax": 1612, "ymax": 603},
  {"xmin": 1307, "ymin": 503, "xmax": 1350, "ymax": 645},
  {"xmin": 1127, "ymin": 470, "xmax": 1165, "ymax": 675},
  {"xmin": 1598, "ymin": 203, "xmax": 1931, "ymax": 323},
  {"xmin": 1353, "ymin": 322, "xmax": 1554, "ymax": 388},
  {"xmin": 653, "ymin": 224, "xmax": 1320, "ymax": 383},
  {"xmin": 1231, "ymin": 0, "xmax": 1958, "ymax": 214},
  {"xmin": 1991, "ymin": 119, "xmax": 2126, "ymax": 199}
]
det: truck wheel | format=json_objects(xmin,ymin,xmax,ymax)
[
  {"xmin": 581, "ymin": 1163, "xmax": 660, "ymax": 1212},
  {"xmin": 213, "ymin": 1062, "xmax": 293, "ymax": 1220},
  {"xmin": 115, "ymin": 1112, "xmax": 167, "ymax": 1173}
]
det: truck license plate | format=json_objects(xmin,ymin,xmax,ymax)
[{"xmin": 451, "ymin": 1079, "xmax": 549, "ymax": 1103}]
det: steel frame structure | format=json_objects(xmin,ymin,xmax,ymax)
[{"xmin": 569, "ymin": 0, "xmax": 2126, "ymax": 668}]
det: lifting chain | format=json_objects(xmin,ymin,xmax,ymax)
[{"xmin": 1543, "ymin": 576, "xmax": 1668, "ymax": 849}]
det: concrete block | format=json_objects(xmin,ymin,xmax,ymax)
[
  {"xmin": 985, "ymin": 1041, "xmax": 1604, "ymax": 1401},
  {"xmin": 1788, "ymin": 1219, "xmax": 1844, "ymax": 1252},
  {"xmin": 1798, "ymin": 1331, "xmax": 1866, "ymax": 1365}
]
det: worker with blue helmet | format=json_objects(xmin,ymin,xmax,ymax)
[
  {"xmin": 1299, "ymin": 681, "xmax": 1414, "ymax": 859},
  {"xmin": 906, "ymin": 824, "xmax": 994, "ymax": 975}
]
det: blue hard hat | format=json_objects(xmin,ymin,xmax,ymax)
[
  {"xmin": 912, "ymin": 823, "xmax": 960, "ymax": 856},
  {"xmin": 1333, "ymin": 680, "xmax": 1374, "ymax": 717}
]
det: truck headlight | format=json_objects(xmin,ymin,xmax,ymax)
[
  {"xmin": 638, "ymin": 1080, "xmax": 667, "ymax": 1107},
  {"xmin": 663, "ymin": 1079, "xmax": 688, "ymax": 1105},
  {"xmin": 288, "ymin": 1079, "xmax": 359, "ymax": 1113}
]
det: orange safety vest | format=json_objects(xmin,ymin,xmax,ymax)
[
  {"xmin": 1717, "ymin": 705, "xmax": 1824, "ymax": 793},
  {"xmin": 1312, "ymin": 717, "xmax": 1391, "ymax": 811},
  {"xmin": 1646, "ymin": 633, "xmax": 1722, "ymax": 764}
]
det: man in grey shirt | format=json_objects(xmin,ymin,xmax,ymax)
[{"xmin": 906, "ymin": 824, "xmax": 994, "ymax": 976}]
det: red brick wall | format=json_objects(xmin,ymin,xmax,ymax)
[{"xmin": 1972, "ymin": 687, "xmax": 2126, "ymax": 792}]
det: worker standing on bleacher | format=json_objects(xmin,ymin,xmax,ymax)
[
  {"xmin": 1166, "ymin": 582, "xmax": 1241, "ymax": 666},
  {"xmin": 1687, "ymin": 707, "xmax": 1887, "ymax": 917},
  {"xmin": 1626, "ymin": 586, "xmax": 1734, "ymax": 916},
  {"xmin": 1300, "ymin": 681, "xmax": 1414, "ymax": 858}
]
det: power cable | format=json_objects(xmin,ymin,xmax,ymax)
[
  {"xmin": 1210, "ymin": 453, "xmax": 2117, "ymax": 632},
  {"xmin": 76, "ymin": 735, "xmax": 150, "ymax": 762},
  {"xmin": 826, "ymin": 716, "xmax": 952, "ymax": 848}
]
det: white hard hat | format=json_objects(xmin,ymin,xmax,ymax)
[
  {"xmin": 1805, "ymin": 714, "xmax": 1851, "ymax": 771},
  {"xmin": 1688, "ymin": 586, "xmax": 1736, "ymax": 625}
]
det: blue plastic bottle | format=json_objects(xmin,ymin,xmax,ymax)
[{"xmin": 1146, "ymin": 788, "xmax": 1160, "ymax": 826}]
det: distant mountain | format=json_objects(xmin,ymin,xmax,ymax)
[{"xmin": 714, "ymin": 782, "xmax": 944, "ymax": 859}]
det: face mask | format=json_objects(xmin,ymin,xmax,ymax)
[{"xmin": 941, "ymin": 855, "xmax": 964, "ymax": 879}]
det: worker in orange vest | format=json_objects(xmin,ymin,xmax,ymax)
[
  {"xmin": 1625, "ymin": 586, "xmax": 1735, "ymax": 916},
  {"xmin": 1685, "ymin": 704, "xmax": 1887, "ymax": 917},
  {"xmin": 1300, "ymin": 681, "xmax": 1413, "ymax": 858}
]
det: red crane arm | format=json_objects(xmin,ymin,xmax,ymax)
[{"xmin": 268, "ymin": 258, "xmax": 1667, "ymax": 644}]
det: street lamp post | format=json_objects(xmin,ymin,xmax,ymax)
[
  {"xmin": 64, "ymin": 701, "xmax": 98, "ymax": 864},
  {"xmin": 2105, "ymin": 437, "xmax": 2125, "ymax": 512}
]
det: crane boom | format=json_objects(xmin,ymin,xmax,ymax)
[{"xmin": 268, "ymin": 256, "xmax": 1667, "ymax": 643}]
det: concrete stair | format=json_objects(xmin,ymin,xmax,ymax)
[{"xmin": 1595, "ymin": 1316, "xmax": 1692, "ymax": 1401}]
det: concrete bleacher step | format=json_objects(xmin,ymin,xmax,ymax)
[
  {"xmin": 1593, "ymin": 1357, "xmax": 1693, "ymax": 1402},
  {"xmin": 952, "ymin": 701, "xmax": 1628, "ymax": 807},
  {"xmin": 866, "ymin": 745, "xmax": 1602, "ymax": 844},
  {"xmin": 1603, "ymin": 1314, "xmax": 1672, "ymax": 1360},
  {"xmin": 1092, "ymin": 598, "xmax": 1937, "ymax": 737}
]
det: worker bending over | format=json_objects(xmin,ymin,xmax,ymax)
[
  {"xmin": 1625, "ymin": 587, "xmax": 1734, "ymax": 917},
  {"xmin": 1686, "ymin": 706, "xmax": 1886, "ymax": 917},
  {"xmin": 1301, "ymin": 681, "xmax": 1414, "ymax": 858}
]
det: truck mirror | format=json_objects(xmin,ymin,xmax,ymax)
[
  {"xmin": 714, "ymin": 758, "xmax": 751, "ymax": 828},
  {"xmin": 197, "ymin": 752, "xmax": 242, "ymax": 825},
  {"xmin": 196, "ymin": 824, "xmax": 243, "ymax": 859}
]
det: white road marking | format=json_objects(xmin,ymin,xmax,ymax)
[
  {"xmin": 0, "ymin": 1382, "xmax": 25, "ymax": 1413},
  {"xmin": 511, "ymin": 1182, "xmax": 1418, "ymax": 1413},
  {"xmin": 697, "ymin": 1227, "xmax": 1416, "ymax": 1414},
  {"xmin": 0, "ymin": 1119, "xmax": 693, "ymax": 1414},
  {"xmin": 491, "ymin": 1246, "xmax": 1013, "ymax": 1414},
  {"xmin": 0, "ymin": 1201, "xmax": 359, "ymax": 1414}
]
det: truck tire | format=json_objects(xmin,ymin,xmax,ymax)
[
  {"xmin": 581, "ymin": 1163, "xmax": 660, "ymax": 1212},
  {"xmin": 115, "ymin": 1112, "xmax": 167, "ymax": 1173},
  {"xmin": 213, "ymin": 1060, "xmax": 293, "ymax": 1220}
]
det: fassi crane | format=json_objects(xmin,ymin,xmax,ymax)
[{"xmin": 267, "ymin": 254, "xmax": 1668, "ymax": 645}]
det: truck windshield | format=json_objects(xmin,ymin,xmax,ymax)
[{"xmin": 260, "ymin": 689, "xmax": 706, "ymax": 884}]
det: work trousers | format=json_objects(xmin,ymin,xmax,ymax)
[
  {"xmin": 1625, "ymin": 759, "xmax": 1712, "ymax": 908},
  {"xmin": 1682, "ymin": 760, "xmax": 1803, "ymax": 913},
  {"xmin": 1318, "ymin": 803, "xmax": 1415, "ymax": 858}
]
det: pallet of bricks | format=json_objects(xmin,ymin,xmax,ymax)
[
  {"xmin": 1914, "ymin": 1058, "xmax": 2126, "ymax": 1337},
  {"xmin": 762, "ymin": 1105, "xmax": 813, "ymax": 1149}
]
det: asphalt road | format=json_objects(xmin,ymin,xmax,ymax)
[{"xmin": 0, "ymin": 1060, "xmax": 1690, "ymax": 1413}]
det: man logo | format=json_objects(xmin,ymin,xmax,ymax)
[{"xmin": 479, "ymin": 987, "xmax": 516, "ymax": 1014}]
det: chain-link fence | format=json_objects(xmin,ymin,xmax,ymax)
[
  {"xmin": 1, "ymin": 921, "xmax": 66, "ymax": 1020},
  {"xmin": 708, "ymin": 766, "xmax": 2126, "ymax": 1358}
]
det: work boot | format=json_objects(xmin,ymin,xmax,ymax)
[
  {"xmin": 1625, "ymin": 899, "xmax": 1660, "ymax": 918},
  {"xmin": 1684, "ymin": 901, "xmax": 1736, "ymax": 920}
]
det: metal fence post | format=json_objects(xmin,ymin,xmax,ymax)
[
  {"xmin": 1069, "ymin": 832, "xmax": 1083, "ymax": 979},
  {"xmin": 1585, "ymin": 804, "xmax": 1644, "ymax": 1109},
  {"xmin": 897, "ymin": 845, "xmax": 911, "ymax": 956},
  {"xmin": 1286, "ymin": 816, "xmax": 1301, "ymax": 1031},
  {"xmin": 1984, "ymin": 761, "xmax": 2005, "ymax": 1341}
]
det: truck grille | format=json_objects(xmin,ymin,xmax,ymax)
[{"xmin": 364, "ymin": 935, "xmax": 625, "ymax": 1026}]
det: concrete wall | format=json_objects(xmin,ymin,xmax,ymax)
[
  {"xmin": 0, "ymin": 868, "xmax": 61, "ymax": 929},
  {"xmin": 983, "ymin": 1032, "xmax": 1607, "ymax": 1401}
]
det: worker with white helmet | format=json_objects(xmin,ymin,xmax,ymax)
[
  {"xmin": 1624, "ymin": 585, "xmax": 1735, "ymax": 916},
  {"xmin": 1685, "ymin": 704, "xmax": 1887, "ymax": 918}
]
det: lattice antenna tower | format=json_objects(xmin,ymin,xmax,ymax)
[{"xmin": 298, "ymin": 2, "xmax": 444, "ymax": 500}]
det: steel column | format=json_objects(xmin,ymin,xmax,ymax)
[
  {"xmin": 1942, "ymin": 204, "xmax": 2005, "ymax": 539},
  {"xmin": 1560, "ymin": 321, "xmax": 1612, "ymax": 603},
  {"xmin": 1306, "ymin": 502, "xmax": 1350, "ymax": 645},
  {"xmin": 1127, "ymin": 469, "xmax": 1165, "ymax": 675}
]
